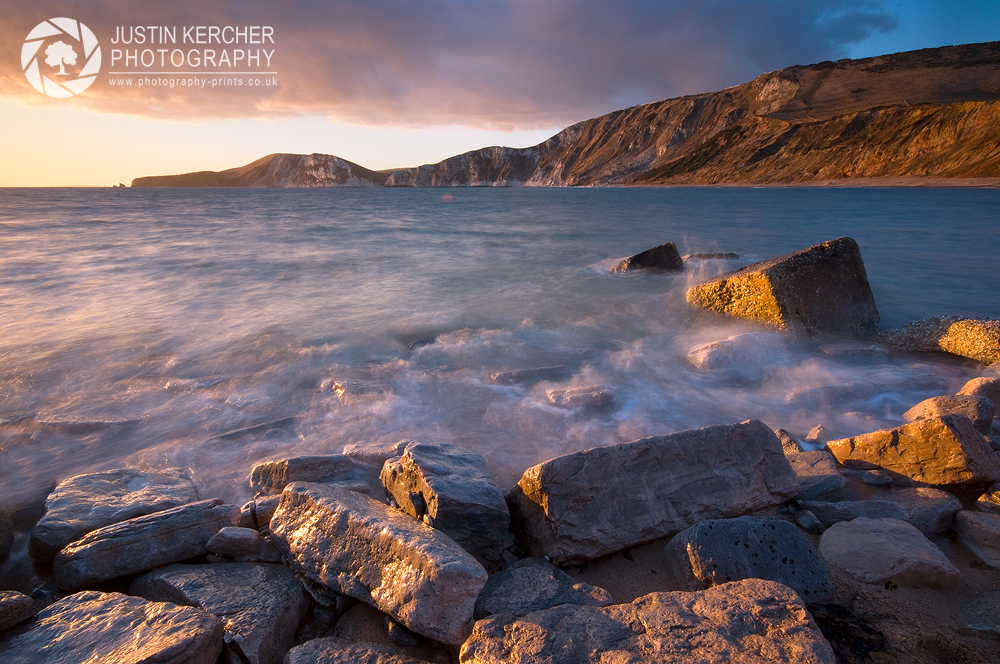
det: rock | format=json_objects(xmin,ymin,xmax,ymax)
[
  {"xmin": 976, "ymin": 482, "xmax": 1000, "ymax": 515},
  {"xmin": 986, "ymin": 360, "xmax": 1000, "ymax": 377},
  {"xmin": 955, "ymin": 510, "xmax": 1000, "ymax": 567},
  {"xmin": 798, "ymin": 500, "xmax": 907, "ymax": 528},
  {"xmin": 805, "ymin": 424, "xmax": 829, "ymax": 445},
  {"xmin": 545, "ymin": 385, "xmax": 614, "ymax": 409},
  {"xmin": 284, "ymin": 638, "xmax": 427, "ymax": 664},
  {"xmin": 380, "ymin": 442, "xmax": 510, "ymax": 567},
  {"xmin": 508, "ymin": 419, "xmax": 798, "ymax": 565},
  {"xmin": 876, "ymin": 316, "xmax": 1000, "ymax": 364},
  {"xmin": 53, "ymin": 498, "xmax": 240, "ymax": 591},
  {"xmin": 610, "ymin": 241, "xmax": 684, "ymax": 273},
  {"xmin": 664, "ymin": 516, "xmax": 833, "ymax": 603},
  {"xmin": 269, "ymin": 482, "xmax": 487, "ymax": 645},
  {"xmin": 683, "ymin": 252, "xmax": 740, "ymax": 259},
  {"xmin": 884, "ymin": 487, "xmax": 962, "ymax": 537},
  {"xmin": 841, "ymin": 468, "xmax": 894, "ymax": 486},
  {"xmin": 903, "ymin": 395, "xmax": 994, "ymax": 434},
  {"xmin": 489, "ymin": 366, "xmax": 571, "ymax": 385},
  {"xmin": 0, "ymin": 591, "xmax": 223, "ymax": 664},
  {"xmin": 775, "ymin": 429, "xmax": 803, "ymax": 454},
  {"xmin": 819, "ymin": 517, "xmax": 960, "ymax": 587},
  {"xmin": 817, "ymin": 343, "xmax": 890, "ymax": 363},
  {"xmin": 131, "ymin": 562, "xmax": 307, "ymax": 664},
  {"xmin": 28, "ymin": 467, "xmax": 199, "ymax": 561},
  {"xmin": 250, "ymin": 455, "xmax": 362, "ymax": 494},
  {"xmin": 787, "ymin": 451, "xmax": 844, "ymax": 502},
  {"xmin": 794, "ymin": 510, "xmax": 825, "ymax": 534},
  {"xmin": 341, "ymin": 440, "xmax": 409, "ymax": 467},
  {"xmin": 958, "ymin": 376, "xmax": 1000, "ymax": 408},
  {"xmin": 686, "ymin": 332, "xmax": 789, "ymax": 379},
  {"xmin": 825, "ymin": 414, "xmax": 1000, "ymax": 488},
  {"xmin": 0, "ymin": 592, "xmax": 35, "ymax": 632},
  {"xmin": 474, "ymin": 557, "xmax": 613, "ymax": 620},
  {"xmin": 238, "ymin": 495, "xmax": 282, "ymax": 530},
  {"xmin": 460, "ymin": 578, "xmax": 836, "ymax": 664},
  {"xmin": 685, "ymin": 237, "xmax": 879, "ymax": 339},
  {"xmin": 961, "ymin": 591, "xmax": 1000, "ymax": 636},
  {"xmin": 0, "ymin": 504, "xmax": 12, "ymax": 564},
  {"xmin": 207, "ymin": 526, "xmax": 281, "ymax": 563}
]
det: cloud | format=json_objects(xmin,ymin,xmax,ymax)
[{"xmin": 0, "ymin": 0, "xmax": 897, "ymax": 129}]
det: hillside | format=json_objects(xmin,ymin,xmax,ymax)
[{"xmin": 132, "ymin": 41, "xmax": 1000, "ymax": 188}]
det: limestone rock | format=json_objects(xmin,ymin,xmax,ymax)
[
  {"xmin": 825, "ymin": 414, "xmax": 1000, "ymax": 488},
  {"xmin": 664, "ymin": 516, "xmax": 833, "ymax": 603},
  {"xmin": 508, "ymin": 420, "xmax": 798, "ymax": 565},
  {"xmin": 956, "ymin": 510, "xmax": 1000, "ymax": 567},
  {"xmin": 269, "ymin": 482, "xmax": 487, "ymax": 645},
  {"xmin": 798, "ymin": 500, "xmax": 907, "ymax": 528},
  {"xmin": 686, "ymin": 332, "xmax": 789, "ymax": 379},
  {"xmin": 0, "ymin": 504, "xmax": 12, "ymax": 564},
  {"xmin": 819, "ymin": 517, "xmax": 959, "ymax": 587},
  {"xmin": 903, "ymin": 395, "xmax": 994, "ymax": 434},
  {"xmin": 787, "ymin": 451, "xmax": 844, "ymax": 502},
  {"xmin": 545, "ymin": 385, "xmax": 614, "ymax": 409},
  {"xmin": 958, "ymin": 376, "xmax": 1000, "ymax": 409},
  {"xmin": 685, "ymin": 237, "xmax": 879, "ymax": 339},
  {"xmin": 53, "ymin": 498, "xmax": 240, "ymax": 591},
  {"xmin": 285, "ymin": 638, "xmax": 428, "ymax": 664},
  {"xmin": 884, "ymin": 487, "xmax": 962, "ymax": 537},
  {"xmin": 28, "ymin": 467, "xmax": 199, "ymax": 560},
  {"xmin": 776, "ymin": 428, "xmax": 803, "ymax": 454},
  {"xmin": 489, "ymin": 366, "xmax": 570, "ymax": 386},
  {"xmin": 0, "ymin": 591, "xmax": 35, "ymax": 632},
  {"xmin": 0, "ymin": 591, "xmax": 223, "ymax": 664},
  {"xmin": 460, "ymin": 579, "xmax": 836, "ymax": 664},
  {"xmin": 876, "ymin": 316, "xmax": 1000, "ymax": 364},
  {"xmin": 610, "ymin": 242, "xmax": 684, "ymax": 273},
  {"xmin": 380, "ymin": 442, "xmax": 510, "ymax": 567},
  {"xmin": 250, "ymin": 455, "xmax": 360, "ymax": 494},
  {"xmin": 131, "ymin": 562, "xmax": 307, "ymax": 664},
  {"xmin": 207, "ymin": 526, "xmax": 281, "ymax": 563},
  {"xmin": 474, "ymin": 557, "xmax": 613, "ymax": 620},
  {"xmin": 975, "ymin": 482, "xmax": 1000, "ymax": 515}
]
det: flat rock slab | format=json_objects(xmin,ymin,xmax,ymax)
[
  {"xmin": 131, "ymin": 562, "xmax": 308, "ymax": 664},
  {"xmin": 0, "ymin": 591, "xmax": 35, "ymax": 632},
  {"xmin": 664, "ymin": 516, "xmax": 833, "ymax": 603},
  {"xmin": 787, "ymin": 451, "xmax": 844, "ymax": 502},
  {"xmin": 610, "ymin": 241, "xmax": 684, "ymax": 273},
  {"xmin": 28, "ymin": 467, "xmax": 199, "ymax": 560},
  {"xmin": 381, "ymin": 441, "xmax": 510, "ymax": 567},
  {"xmin": 903, "ymin": 395, "xmax": 994, "ymax": 434},
  {"xmin": 825, "ymin": 414, "xmax": 1000, "ymax": 488},
  {"xmin": 797, "ymin": 500, "xmax": 907, "ymax": 528},
  {"xmin": 876, "ymin": 316, "xmax": 1000, "ymax": 364},
  {"xmin": 956, "ymin": 510, "xmax": 1000, "ymax": 567},
  {"xmin": 509, "ymin": 420, "xmax": 798, "ymax": 565},
  {"xmin": 285, "ymin": 638, "xmax": 428, "ymax": 664},
  {"xmin": 269, "ymin": 482, "xmax": 487, "ymax": 645},
  {"xmin": 819, "ymin": 517, "xmax": 959, "ymax": 587},
  {"xmin": 250, "ymin": 455, "xmax": 357, "ymax": 494},
  {"xmin": 884, "ymin": 487, "xmax": 962, "ymax": 537},
  {"xmin": 474, "ymin": 557, "xmax": 613, "ymax": 620},
  {"xmin": 460, "ymin": 578, "xmax": 836, "ymax": 664},
  {"xmin": 53, "ymin": 498, "xmax": 240, "ymax": 591},
  {"xmin": 685, "ymin": 236, "xmax": 879, "ymax": 339},
  {"xmin": 0, "ymin": 591, "xmax": 223, "ymax": 664}
]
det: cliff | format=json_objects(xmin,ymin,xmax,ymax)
[{"xmin": 131, "ymin": 153, "xmax": 387, "ymax": 188}]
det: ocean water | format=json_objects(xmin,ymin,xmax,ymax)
[{"xmin": 0, "ymin": 186, "xmax": 998, "ymax": 525}]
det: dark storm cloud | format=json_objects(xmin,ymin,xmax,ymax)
[{"xmin": 0, "ymin": 0, "xmax": 896, "ymax": 127}]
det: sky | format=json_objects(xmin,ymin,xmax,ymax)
[{"xmin": 0, "ymin": 0, "xmax": 997, "ymax": 186}]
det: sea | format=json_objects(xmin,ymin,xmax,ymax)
[{"xmin": 0, "ymin": 186, "xmax": 998, "ymax": 535}]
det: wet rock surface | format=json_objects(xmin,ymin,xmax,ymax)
[
  {"xmin": 610, "ymin": 241, "xmax": 684, "ymax": 273},
  {"xmin": 489, "ymin": 366, "xmax": 570, "ymax": 385},
  {"xmin": 474, "ymin": 557, "xmax": 613, "ymax": 619},
  {"xmin": 545, "ymin": 385, "xmax": 614, "ymax": 409},
  {"xmin": 903, "ymin": 394, "xmax": 994, "ymax": 434}
]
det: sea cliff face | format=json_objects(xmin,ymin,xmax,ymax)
[{"xmin": 131, "ymin": 41, "xmax": 1000, "ymax": 188}]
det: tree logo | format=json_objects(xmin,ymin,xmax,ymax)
[{"xmin": 22, "ymin": 18, "xmax": 101, "ymax": 97}]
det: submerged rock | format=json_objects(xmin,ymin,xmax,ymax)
[
  {"xmin": 509, "ymin": 419, "xmax": 798, "ymax": 565},
  {"xmin": 489, "ymin": 365, "xmax": 570, "ymax": 385},
  {"xmin": 685, "ymin": 237, "xmax": 879, "ymax": 339},
  {"xmin": 0, "ymin": 591, "xmax": 223, "ymax": 664},
  {"xmin": 686, "ymin": 332, "xmax": 789, "ymax": 379},
  {"xmin": 380, "ymin": 441, "xmax": 510, "ymax": 567},
  {"xmin": 876, "ymin": 316, "xmax": 1000, "ymax": 364},
  {"xmin": 460, "ymin": 578, "xmax": 836, "ymax": 664},
  {"xmin": 28, "ymin": 467, "xmax": 199, "ymax": 561},
  {"xmin": 787, "ymin": 451, "xmax": 844, "ymax": 502},
  {"xmin": 474, "ymin": 557, "xmax": 613, "ymax": 619},
  {"xmin": 53, "ymin": 498, "xmax": 240, "ymax": 591},
  {"xmin": 0, "ymin": 592, "xmax": 35, "ymax": 632},
  {"xmin": 268, "ymin": 482, "xmax": 487, "ymax": 645},
  {"xmin": 903, "ymin": 395, "xmax": 994, "ymax": 434},
  {"xmin": 610, "ymin": 241, "xmax": 684, "ymax": 273},
  {"xmin": 545, "ymin": 385, "xmax": 614, "ymax": 409}
]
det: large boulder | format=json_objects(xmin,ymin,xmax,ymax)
[
  {"xmin": 460, "ymin": 578, "xmax": 836, "ymax": 664},
  {"xmin": 131, "ymin": 563, "xmax": 308, "ymax": 664},
  {"xmin": 268, "ymin": 482, "xmax": 487, "ymax": 645},
  {"xmin": 0, "ymin": 591, "xmax": 223, "ymax": 664},
  {"xmin": 474, "ymin": 557, "xmax": 613, "ymax": 620},
  {"xmin": 380, "ymin": 441, "xmax": 510, "ymax": 567},
  {"xmin": 818, "ymin": 517, "xmax": 960, "ymax": 587},
  {"xmin": 903, "ymin": 395, "xmax": 994, "ymax": 434},
  {"xmin": 685, "ymin": 237, "xmax": 879, "ymax": 339},
  {"xmin": 663, "ymin": 516, "xmax": 833, "ymax": 603},
  {"xmin": 284, "ymin": 638, "xmax": 428, "ymax": 664},
  {"xmin": 884, "ymin": 487, "xmax": 962, "ymax": 537},
  {"xmin": 825, "ymin": 414, "xmax": 1000, "ymax": 489},
  {"xmin": 787, "ymin": 451, "xmax": 844, "ymax": 502},
  {"xmin": 610, "ymin": 241, "xmax": 684, "ymax": 273},
  {"xmin": 508, "ymin": 420, "xmax": 798, "ymax": 565},
  {"xmin": 876, "ymin": 317, "xmax": 1000, "ymax": 364},
  {"xmin": 955, "ymin": 510, "xmax": 1000, "ymax": 567},
  {"xmin": 28, "ymin": 467, "xmax": 199, "ymax": 560},
  {"xmin": 52, "ymin": 498, "xmax": 240, "ymax": 591}
]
